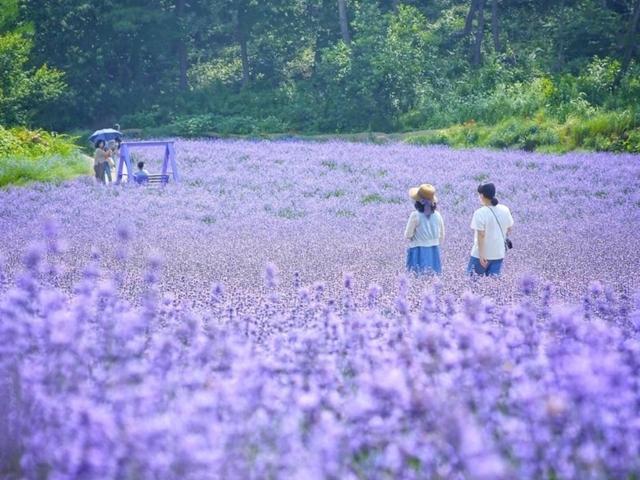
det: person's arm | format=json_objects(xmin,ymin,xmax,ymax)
[
  {"xmin": 506, "ymin": 209, "xmax": 514, "ymax": 236},
  {"xmin": 404, "ymin": 213, "xmax": 418, "ymax": 240},
  {"xmin": 477, "ymin": 230, "xmax": 488, "ymax": 267},
  {"xmin": 471, "ymin": 210, "xmax": 488, "ymax": 267},
  {"xmin": 438, "ymin": 212, "xmax": 445, "ymax": 243}
]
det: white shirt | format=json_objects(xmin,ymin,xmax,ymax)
[
  {"xmin": 405, "ymin": 211, "xmax": 445, "ymax": 248},
  {"xmin": 470, "ymin": 204, "xmax": 514, "ymax": 260}
]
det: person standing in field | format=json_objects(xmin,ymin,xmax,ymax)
[
  {"xmin": 107, "ymin": 138, "xmax": 121, "ymax": 181},
  {"xmin": 467, "ymin": 182, "xmax": 514, "ymax": 276},
  {"xmin": 405, "ymin": 183, "xmax": 445, "ymax": 275},
  {"xmin": 93, "ymin": 140, "xmax": 109, "ymax": 184}
]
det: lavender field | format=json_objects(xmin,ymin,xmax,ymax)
[{"xmin": 1, "ymin": 140, "xmax": 640, "ymax": 479}]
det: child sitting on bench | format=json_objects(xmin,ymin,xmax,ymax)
[{"xmin": 133, "ymin": 161, "xmax": 150, "ymax": 184}]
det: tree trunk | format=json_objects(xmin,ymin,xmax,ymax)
[
  {"xmin": 491, "ymin": 0, "xmax": 500, "ymax": 52},
  {"xmin": 473, "ymin": 0, "xmax": 485, "ymax": 66},
  {"xmin": 337, "ymin": 0, "xmax": 351, "ymax": 45},
  {"xmin": 176, "ymin": 0, "xmax": 188, "ymax": 90},
  {"xmin": 448, "ymin": 0, "xmax": 477, "ymax": 47},
  {"xmin": 234, "ymin": 8, "xmax": 250, "ymax": 88},
  {"xmin": 462, "ymin": 0, "xmax": 478, "ymax": 38},
  {"xmin": 615, "ymin": 0, "xmax": 640, "ymax": 86}
]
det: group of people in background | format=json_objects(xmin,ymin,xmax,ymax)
[
  {"xmin": 93, "ymin": 129, "xmax": 150, "ymax": 184},
  {"xmin": 405, "ymin": 182, "xmax": 514, "ymax": 277},
  {"xmin": 93, "ymin": 138, "xmax": 121, "ymax": 184}
]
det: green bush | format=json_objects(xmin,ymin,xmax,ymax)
[
  {"xmin": 0, "ymin": 126, "xmax": 77, "ymax": 158},
  {"xmin": 138, "ymin": 112, "xmax": 291, "ymax": 138},
  {"xmin": 0, "ymin": 32, "xmax": 66, "ymax": 125},
  {"xmin": 562, "ymin": 110, "xmax": 635, "ymax": 151},
  {"xmin": 485, "ymin": 118, "xmax": 559, "ymax": 151},
  {"xmin": 0, "ymin": 125, "xmax": 88, "ymax": 186},
  {"xmin": 623, "ymin": 129, "xmax": 640, "ymax": 153}
]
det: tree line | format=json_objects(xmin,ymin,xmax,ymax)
[{"xmin": 1, "ymin": 0, "xmax": 639, "ymax": 135}]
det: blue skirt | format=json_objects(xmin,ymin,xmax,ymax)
[{"xmin": 407, "ymin": 246, "xmax": 442, "ymax": 275}]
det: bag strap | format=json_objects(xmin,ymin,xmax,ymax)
[{"xmin": 487, "ymin": 206, "xmax": 507, "ymax": 243}]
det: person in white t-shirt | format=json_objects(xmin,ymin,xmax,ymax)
[{"xmin": 467, "ymin": 182, "xmax": 514, "ymax": 276}]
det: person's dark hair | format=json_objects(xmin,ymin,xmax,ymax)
[
  {"xmin": 414, "ymin": 201, "xmax": 437, "ymax": 213},
  {"xmin": 478, "ymin": 183, "xmax": 499, "ymax": 206},
  {"xmin": 115, "ymin": 137, "xmax": 122, "ymax": 146},
  {"xmin": 95, "ymin": 139, "xmax": 105, "ymax": 149},
  {"xmin": 137, "ymin": 161, "xmax": 145, "ymax": 170}
]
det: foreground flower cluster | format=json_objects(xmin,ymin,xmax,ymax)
[
  {"xmin": 0, "ymin": 224, "xmax": 639, "ymax": 479},
  {"xmin": 0, "ymin": 141, "xmax": 639, "ymax": 478}
]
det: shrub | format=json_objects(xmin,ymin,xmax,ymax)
[
  {"xmin": 562, "ymin": 110, "xmax": 635, "ymax": 151},
  {"xmin": 0, "ymin": 126, "xmax": 87, "ymax": 186},
  {"xmin": 486, "ymin": 118, "xmax": 559, "ymax": 151},
  {"xmin": 0, "ymin": 126, "xmax": 77, "ymax": 158}
]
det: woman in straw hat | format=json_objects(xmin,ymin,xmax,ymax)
[{"xmin": 405, "ymin": 183, "xmax": 445, "ymax": 274}]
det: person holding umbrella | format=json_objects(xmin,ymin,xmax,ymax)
[
  {"xmin": 90, "ymin": 128, "xmax": 122, "ymax": 184},
  {"xmin": 93, "ymin": 139, "xmax": 109, "ymax": 184}
]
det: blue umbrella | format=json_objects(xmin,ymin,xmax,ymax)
[{"xmin": 89, "ymin": 128, "xmax": 123, "ymax": 144}]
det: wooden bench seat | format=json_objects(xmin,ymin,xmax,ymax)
[{"xmin": 134, "ymin": 174, "xmax": 169, "ymax": 185}]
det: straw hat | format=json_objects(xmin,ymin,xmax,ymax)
[{"xmin": 408, "ymin": 183, "xmax": 438, "ymax": 203}]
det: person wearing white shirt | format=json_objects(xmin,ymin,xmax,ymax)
[
  {"xmin": 467, "ymin": 182, "xmax": 514, "ymax": 276},
  {"xmin": 405, "ymin": 183, "xmax": 445, "ymax": 274}
]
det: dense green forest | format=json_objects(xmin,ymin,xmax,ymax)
[{"xmin": 1, "ymin": 0, "xmax": 639, "ymax": 151}]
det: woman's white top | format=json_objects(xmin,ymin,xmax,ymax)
[
  {"xmin": 404, "ymin": 210, "xmax": 445, "ymax": 248},
  {"xmin": 470, "ymin": 205, "xmax": 514, "ymax": 260}
]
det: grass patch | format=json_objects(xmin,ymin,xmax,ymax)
[
  {"xmin": 0, "ymin": 126, "xmax": 89, "ymax": 187},
  {"xmin": 321, "ymin": 160, "xmax": 337, "ymax": 170},
  {"xmin": 277, "ymin": 207, "xmax": 306, "ymax": 219},
  {"xmin": 323, "ymin": 189, "xmax": 346, "ymax": 198},
  {"xmin": 336, "ymin": 209, "xmax": 356, "ymax": 217},
  {"xmin": 0, "ymin": 153, "xmax": 91, "ymax": 187},
  {"xmin": 361, "ymin": 193, "xmax": 403, "ymax": 205}
]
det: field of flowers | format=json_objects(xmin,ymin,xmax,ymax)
[{"xmin": 1, "ymin": 140, "xmax": 639, "ymax": 479}]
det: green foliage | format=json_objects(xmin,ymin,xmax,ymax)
[
  {"xmin": 315, "ymin": 4, "xmax": 433, "ymax": 131},
  {"xmin": 142, "ymin": 113, "xmax": 290, "ymax": 137},
  {"xmin": 0, "ymin": 0, "xmax": 637, "ymax": 153},
  {"xmin": 562, "ymin": 110, "xmax": 639, "ymax": 152},
  {"xmin": 0, "ymin": 32, "xmax": 66, "ymax": 125},
  {"xmin": 0, "ymin": 126, "xmax": 89, "ymax": 186},
  {"xmin": 0, "ymin": 125, "xmax": 77, "ymax": 158},
  {"xmin": 407, "ymin": 112, "xmax": 640, "ymax": 153}
]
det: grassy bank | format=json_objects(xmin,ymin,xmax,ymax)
[
  {"xmin": 108, "ymin": 109, "xmax": 640, "ymax": 154},
  {"xmin": 404, "ymin": 111, "xmax": 640, "ymax": 153},
  {"xmin": 0, "ymin": 126, "xmax": 91, "ymax": 187}
]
